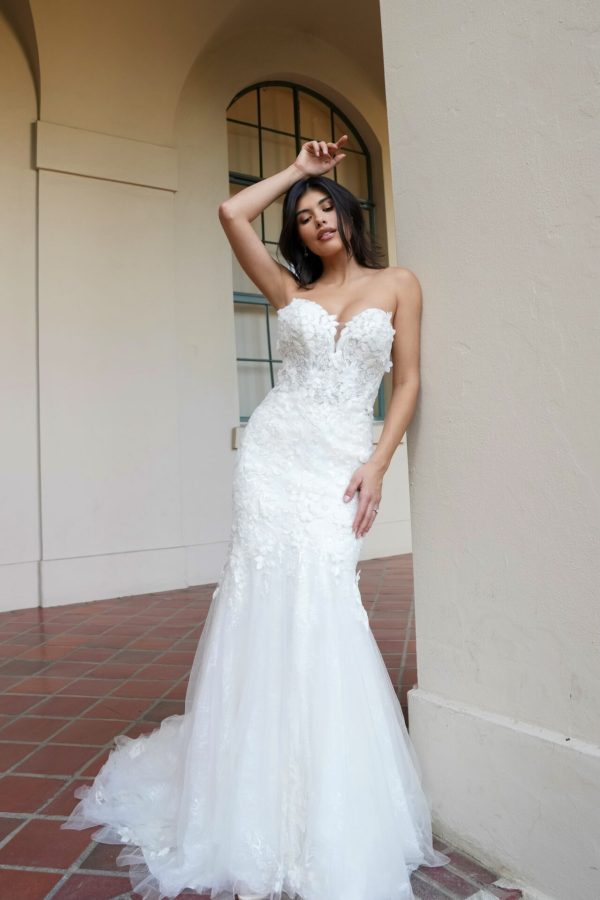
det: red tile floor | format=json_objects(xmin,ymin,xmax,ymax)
[{"xmin": 0, "ymin": 554, "xmax": 523, "ymax": 899}]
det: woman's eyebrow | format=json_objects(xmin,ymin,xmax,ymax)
[{"xmin": 295, "ymin": 197, "xmax": 330, "ymax": 217}]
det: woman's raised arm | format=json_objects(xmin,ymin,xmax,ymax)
[{"xmin": 218, "ymin": 137, "xmax": 347, "ymax": 309}]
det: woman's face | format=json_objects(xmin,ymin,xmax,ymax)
[{"xmin": 295, "ymin": 188, "xmax": 344, "ymax": 257}]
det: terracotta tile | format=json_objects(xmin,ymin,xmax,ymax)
[
  {"xmin": 124, "ymin": 721, "xmax": 160, "ymax": 739},
  {"xmin": 65, "ymin": 648, "xmax": 115, "ymax": 662},
  {"xmin": 52, "ymin": 872, "xmax": 132, "ymax": 898},
  {"xmin": 80, "ymin": 747, "xmax": 111, "ymax": 776},
  {"xmin": 0, "ymin": 693, "xmax": 41, "ymax": 715},
  {"xmin": 0, "ymin": 868, "xmax": 62, "ymax": 899},
  {"xmin": 42, "ymin": 635, "xmax": 82, "ymax": 648},
  {"xmin": 5, "ymin": 634, "xmax": 45, "ymax": 648},
  {"xmin": 375, "ymin": 638, "xmax": 404, "ymax": 653},
  {"xmin": 0, "ymin": 817, "xmax": 90, "ymax": 868},
  {"xmin": 0, "ymin": 642, "xmax": 34, "ymax": 658},
  {"xmin": 158, "ymin": 651, "xmax": 196, "ymax": 665},
  {"xmin": 0, "ymin": 774, "xmax": 65, "ymax": 812},
  {"xmin": 111, "ymin": 649, "xmax": 156, "ymax": 663},
  {"xmin": 40, "ymin": 660, "xmax": 96, "ymax": 677},
  {"xmin": 12, "ymin": 646, "xmax": 56, "ymax": 661},
  {"xmin": 57, "ymin": 677, "xmax": 119, "ymax": 697},
  {"xmin": 39, "ymin": 778, "xmax": 89, "ymax": 816},
  {"xmin": 51, "ymin": 717, "xmax": 127, "ymax": 746},
  {"xmin": 80, "ymin": 839, "xmax": 124, "ymax": 871},
  {"xmin": 13, "ymin": 743, "xmax": 97, "ymax": 776},
  {"xmin": 20, "ymin": 642, "xmax": 82, "ymax": 661},
  {"xmin": 0, "ymin": 741, "xmax": 35, "ymax": 771},
  {"xmin": 0, "ymin": 816, "xmax": 22, "ymax": 841},
  {"xmin": 142, "ymin": 699, "xmax": 184, "ymax": 722},
  {"xmin": 425, "ymin": 863, "xmax": 482, "ymax": 897},
  {"xmin": 447, "ymin": 848, "xmax": 498, "ymax": 883},
  {"xmin": 111, "ymin": 679, "xmax": 167, "ymax": 698},
  {"xmin": 10, "ymin": 675, "xmax": 74, "ymax": 694},
  {"xmin": 0, "ymin": 659, "xmax": 49, "ymax": 676},
  {"xmin": 107, "ymin": 623, "xmax": 147, "ymax": 634},
  {"xmin": 77, "ymin": 699, "xmax": 140, "ymax": 722},
  {"xmin": 0, "ymin": 674, "xmax": 26, "ymax": 691},
  {"xmin": 134, "ymin": 663, "xmax": 188, "ymax": 681},
  {"xmin": 127, "ymin": 637, "xmax": 174, "ymax": 650},
  {"xmin": 163, "ymin": 682, "xmax": 187, "ymax": 700},
  {"xmin": 32, "ymin": 695, "xmax": 96, "ymax": 717},
  {"xmin": 88, "ymin": 662, "xmax": 145, "ymax": 679},
  {"xmin": 85, "ymin": 634, "xmax": 134, "ymax": 649},
  {"xmin": 411, "ymin": 874, "xmax": 451, "ymax": 899},
  {"xmin": 0, "ymin": 715, "xmax": 69, "ymax": 742}
]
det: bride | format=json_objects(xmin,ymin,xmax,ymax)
[{"xmin": 60, "ymin": 133, "xmax": 450, "ymax": 900}]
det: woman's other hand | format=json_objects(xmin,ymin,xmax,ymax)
[
  {"xmin": 343, "ymin": 460, "xmax": 386, "ymax": 538},
  {"xmin": 293, "ymin": 135, "xmax": 348, "ymax": 177}
]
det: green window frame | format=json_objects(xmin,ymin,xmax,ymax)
[{"xmin": 226, "ymin": 81, "xmax": 387, "ymax": 422}]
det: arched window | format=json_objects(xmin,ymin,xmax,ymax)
[{"xmin": 226, "ymin": 81, "xmax": 386, "ymax": 422}]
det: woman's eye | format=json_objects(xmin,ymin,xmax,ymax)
[{"xmin": 300, "ymin": 218, "xmax": 310, "ymax": 225}]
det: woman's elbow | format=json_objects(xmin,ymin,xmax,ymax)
[{"xmin": 218, "ymin": 201, "xmax": 235, "ymax": 223}]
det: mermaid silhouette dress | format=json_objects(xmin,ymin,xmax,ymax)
[{"xmin": 61, "ymin": 295, "xmax": 451, "ymax": 900}]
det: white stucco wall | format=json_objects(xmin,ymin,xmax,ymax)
[{"xmin": 379, "ymin": 1, "xmax": 600, "ymax": 898}]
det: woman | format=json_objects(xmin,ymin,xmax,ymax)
[{"xmin": 61, "ymin": 135, "xmax": 451, "ymax": 900}]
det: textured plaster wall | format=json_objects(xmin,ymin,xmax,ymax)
[{"xmin": 379, "ymin": 1, "xmax": 600, "ymax": 897}]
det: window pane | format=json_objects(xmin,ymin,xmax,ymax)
[
  {"xmin": 228, "ymin": 89, "xmax": 258, "ymax": 125},
  {"xmin": 234, "ymin": 304, "xmax": 271, "ymax": 360},
  {"xmin": 237, "ymin": 361, "xmax": 273, "ymax": 419},
  {"xmin": 228, "ymin": 122, "xmax": 260, "ymax": 177},
  {"xmin": 262, "ymin": 131, "xmax": 296, "ymax": 179},
  {"xmin": 333, "ymin": 114, "xmax": 361, "ymax": 152},
  {"xmin": 259, "ymin": 86, "xmax": 294, "ymax": 133},
  {"xmin": 336, "ymin": 151, "xmax": 368, "ymax": 200},
  {"xmin": 300, "ymin": 93, "xmax": 332, "ymax": 142}
]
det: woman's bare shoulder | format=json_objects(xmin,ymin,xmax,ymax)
[{"xmin": 385, "ymin": 266, "xmax": 423, "ymax": 316}]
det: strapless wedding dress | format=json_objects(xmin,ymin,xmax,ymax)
[{"xmin": 61, "ymin": 296, "xmax": 451, "ymax": 899}]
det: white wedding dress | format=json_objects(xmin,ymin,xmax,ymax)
[{"xmin": 61, "ymin": 296, "xmax": 451, "ymax": 900}]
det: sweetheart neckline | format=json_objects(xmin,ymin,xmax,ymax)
[
  {"xmin": 279, "ymin": 296, "xmax": 394, "ymax": 328},
  {"xmin": 278, "ymin": 296, "xmax": 395, "ymax": 352}
]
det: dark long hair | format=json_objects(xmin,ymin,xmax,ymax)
[{"xmin": 277, "ymin": 175, "xmax": 386, "ymax": 288}]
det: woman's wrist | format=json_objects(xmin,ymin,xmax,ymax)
[
  {"xmin": 288, "ymin": 161, "xmax": 309, "ymax": 180},
  {"xmin": 367, "ymin": 452, "xmax": 391, "ymax": 475}
]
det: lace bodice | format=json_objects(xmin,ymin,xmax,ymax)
[{"xmin": 274, "ymin": 297, "xmax": 395, "ymax": 413}]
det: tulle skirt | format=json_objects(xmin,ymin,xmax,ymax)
[{"xmin": 60, "ymin": 549, "xmax": 450, "ymax": 899}]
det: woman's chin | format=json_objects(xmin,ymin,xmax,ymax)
[{"xmin": 310, "ymin": 240, "xmax": 341, "ymax": 257}]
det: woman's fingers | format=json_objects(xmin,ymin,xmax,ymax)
[
  {"xmin": 301, "ymin": 136, "xmax": 348, "ymax": 172},
  {"xmin": 354, "ymin": 497, "xmax": 380, "ymax": 538}
]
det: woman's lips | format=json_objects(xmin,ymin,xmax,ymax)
[{"xmin": 318, "ymin": 230, "xmax": 336, "ymax": 241}]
